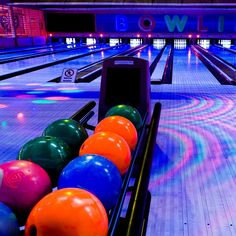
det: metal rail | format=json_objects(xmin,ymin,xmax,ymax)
[
  {"xmin": 125, "ymin": 102, "xmax": 162, "ymax": 236},
  {"xmin": 69, "ymin": 101, "xmax": 96, "ymax": 121},
  {"xmin": 108, "ymin": 112, "xmax": 149, "ymax": 236}
]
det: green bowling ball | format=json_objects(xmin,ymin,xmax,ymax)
[
  {"xmin": 42, "ymin": 119, "xmax": 88, "ymax": 156},
  {"xmin": 18, "ymin": 136, "xmax": 72, "ymax": 185},
  {"xmin": 105, "ymin": 104, "xmax": 143, "ymax": 130}
]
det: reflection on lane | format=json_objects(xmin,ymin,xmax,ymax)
[
  {"xmin": 0, "ymin": 45, "xmax": 104, "ymax": 76},
  {"xmin": 208, "ymin": 46, "xmax": 236, "ymax": 67},
  {"xmin": 5, "ymin": 44, "xmax": 130, "ymax": 83},
  {"xmin": 172, "ymin": 47, "xmax": 220, "ymax": 85}
]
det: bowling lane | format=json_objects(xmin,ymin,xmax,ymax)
[
  {"xmin": 0, "ymin": 44, "xmax": 106, "ymax": 76},
  {"xmin": 0, "ymin": 43, "xmax": 79, "ymax": 61},
  {"xmin": 0, "ymin": 43, "xmax": 66, "ymax": 55},
  {"xmin": 4, "ymin": 44, "xmax": 130, "ymax": 84},
  {"xmin": 133, "ymin": 45, "xmax": 162, "ymax": 64},
  {"xmin": 208, "ymin": 45, "xmax": 236, "ymax": 67},
  {"xmin": 230, "ymin": 45, "xmax": 236, "ymax": 50},
  {"xmin": 132, "ymin": 45, "xmax": 169, "ymax": 81},
  {"xmin": 172, "ymin": 47, "xmax": 220, "ymax": 85}
]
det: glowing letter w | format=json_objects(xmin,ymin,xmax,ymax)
[{"xmin": 164, "ymin": 15, "xmax": 188, "ymax": 32}]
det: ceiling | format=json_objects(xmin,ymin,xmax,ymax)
[{"xmin": 7, "ymin": 0, "xmax": 236, "ymax": 12}]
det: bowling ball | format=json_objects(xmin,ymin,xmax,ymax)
[
  {"xmin": 79, "ymin": 131, "xmax": 131, "ymax": 175},
  {"xmin": 105, "ymin": 104, "xmax": 143, "ymax": 130},
  {"xmin": 18, "ymin": 136, "xmax": 72, "ymax": 184},
  {"xmin": 0, "ymin": 160, "xmax": 51, "ymax": 220},
  {"xmin": 43, "ymin": 119, "xmax": 88, "ymax": 156},
  {"xmin": 0, "ymin": 202, "xmax": 20, "ymax": 236},
  {"xmin": 95, "ymin": 115, "xmax": 138, "ymax": 150},
  {"xmin": 58, "ymin": 154, "xmax": 122, "ymax": 210},
  {"xmin": 25, "ymin": 188, "xmax": 108, "ymax": 236}
]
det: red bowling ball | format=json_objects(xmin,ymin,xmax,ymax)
[{"xmin": 0, "ymin": 160, "xmax": 51, "ymax": 218}]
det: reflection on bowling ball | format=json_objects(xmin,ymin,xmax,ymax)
[
  {"xmin": 105, "ymin": 104, "xmax": 143, "ymax": 130},
  {"xmin": 43, "ymin": 119, "xmax": 88, "ymax": 156},
  {"xmin": 18, "ymin": 136, "xmax": 72, "ymax": 184},
  {"xmin": 58, "ymin": 154, "xmax": 122, "ymax": 210},
  {"xmin": 25, "ymin": 188, "xmax": 108, "ymax": 236}
]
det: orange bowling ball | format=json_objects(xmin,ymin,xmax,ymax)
[
  {"xmin": 25, "ymin": 188, "xmax": 108, "ymax": 236},
  {"xmin": 79, "ymin": 131, "xmax": 131, "ymax": 175},
  {"xmin": 95, "ymin": 116, "xmax": 138, "ymax": 150}
]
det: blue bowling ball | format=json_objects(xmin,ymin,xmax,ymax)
[
  {"xmin": 0, "ymin": 202, "xmax": 20, "ymax": 236},
  {"xmin": 58, "ymin": 154, "xmax": 122, "ymax": 211}
]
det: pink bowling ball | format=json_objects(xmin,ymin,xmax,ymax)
[{"xmin": 0, "ymin": 160, "xmax": 51, "ymax": 219}]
